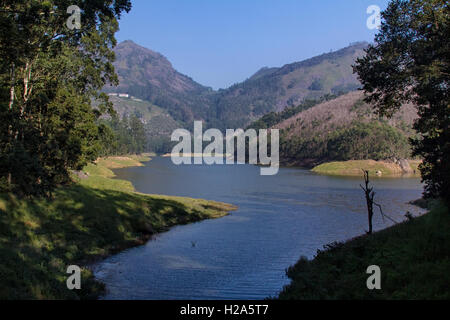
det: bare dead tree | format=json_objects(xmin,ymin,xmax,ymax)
[
  {"xmin": 360, "ymin": 170, "xmax": 398, "ymax": 235},
  {"xmin": 360, "ymin": 170, "xmax": 375, "ymax": 234}
]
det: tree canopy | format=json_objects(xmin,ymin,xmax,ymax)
[
  {"xmin": 0, "ymin": 0, "xmax": 131, "ymax": 196},
  {"xmin": 354, "ymin": 0, "xmax": 449, "ymax": 202}
]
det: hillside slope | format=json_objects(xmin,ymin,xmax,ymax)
[
  {"xmin": 106, "ymin": 41, "xmax": 368, "ymax": 129},
  {"xmin": 104, "ymin": 40, "xmax": 213, "ymax": 124},
  {"xmin": 276, "ymin": 91, "xmax": 417, "ymax": 138},
  {"xmin": 270, "ymin": 91, "xmax": 418, "ymax": 167},
  {"xmin": 106, "ymin": 95, "xmax": 180, "ymax": 138},
  {"xmin": 214, "ymin": 42, "xmax": 367, "ymax": 128}
]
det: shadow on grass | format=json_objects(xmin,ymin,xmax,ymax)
[
  {"xmin": 277, "ymin": 202, "xmax": 450, "ymax": 300},
  {"xmin": 0, "ymin": 184, "xmax": 231, "ymax": 300}
]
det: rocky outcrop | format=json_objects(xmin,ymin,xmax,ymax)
[
  {"xmin": 72, "ymin": 170, "xmax": 89, "ymax": 180},
  {"xmin": 394, "ymin": 159, "xmax": 415, "ymax": 174}
]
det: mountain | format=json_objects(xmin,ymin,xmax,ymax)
[
  {"xmin": 106, "ymin": 40, "xmax": 368, "ymax": 130},
  {"xmin": 213, "ymin": 42, "xmax": 368, "ymax": 128},
  {"xmin": 105, "ymin": 95, "xmax": 180, "ymax": 138},
  {"xmin": 104, "ymin": 40, "xmax": 213, "ymax": 124},
  {"xmin": 104, "ymin": 41, "xmax": 418, "ymax": 160}
]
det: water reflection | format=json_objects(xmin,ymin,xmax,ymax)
[{"xmin": 94, "ymin": 157, "xmax": 424, "ymax": 300}]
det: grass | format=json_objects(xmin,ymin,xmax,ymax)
[
  {"xmin": 278, "ymin": 201, "xmax": 450, "ymax": 299},
  {"xmin": 312, "ymin": 160, "xmax": 421, "ymax": 177},
  {"xmin": 94, "ymin": 154, "xmax": 151, "ymax": 170},
  {"xmin": 0, "ymin": 155, "xmax": 236, "ymax": 300}
]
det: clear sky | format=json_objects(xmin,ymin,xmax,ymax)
[{"xmin": 116, "ymin": 0, "xmax": 390, "ymax": 89}]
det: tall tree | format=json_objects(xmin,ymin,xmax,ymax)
[
  {"xmin": 129, "ymin": 114, "xmax": 147, "ymax": 154},
  {"xmin": 0, "ymin": 0, "xmax": 131, "ymax": 196},
  {"xmin": 354, "ymin": 0, "xmax": 449, "ymax": 202}
]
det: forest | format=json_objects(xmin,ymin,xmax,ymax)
[
  {"xmin": 280, "ymin": 120, "xmax": 412, "ymax": 164},
  {"xmin": 0, "ymin": 1, "xmax": 133, "ymax": 196}
]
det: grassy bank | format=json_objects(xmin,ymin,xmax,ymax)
[
  {"xmin": 278, "ymin": 201, "xmax": 449, "ymax": 299},
  {"xmin": 312, "ymin": 160, "xmax": 421, "ymax": 177},
  {"xmin": 0, "ymin": 155, "xmax": 236, "ymax": 300}
]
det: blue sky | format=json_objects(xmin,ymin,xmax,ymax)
[{"xmin": 116, "ymin": 0, "xmax": 390, "ymax": 89}]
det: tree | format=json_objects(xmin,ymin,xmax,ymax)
[
  {"xmin": 97, "ymin": 115, "xmax": 149, "ymax": 156},
  {"xmin": 129, "ymin": 115, "xmax": 147, "ymax": 154},
  {"xmin": 0, "ymin": 1, "xmax": 131, "ymax": 196},
  {"xmin": 361, "ymin": 170, "xmax": 376, "ymax": 234},
  {"xmin": 360, "ymin": 170, "xmax": 397, "ymax": 234},
  {"xmin": 354, "ymin": 0, "xmax": 450, "ymax": 203}
]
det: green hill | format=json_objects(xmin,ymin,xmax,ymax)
[
  {"xmin": 265, "ymin": 91, "xmax": 419, "ymax": 167},
  {"xmin": 214, "ymin": 42, "xmax": 367, "ymax": 128},
  {"xmin": 101, "ymin": 96, "xmax": 180, "ymax": 153},
  {"xmin": 106, "ymin": 95, "xmax": 180, "ymax": 137},
  {"xmin": 104, "ymin": 40, "xmax": 213, "ymax": 125},
  {"xmin": 106, "ymin": 41, "xmax": 368, "ymax": 130}
]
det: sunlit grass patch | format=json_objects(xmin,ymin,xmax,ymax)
[
  {"xmin": 0, "ymin": 154, "xmax": 236, "ymax": 299},
  {"xmin": 312, "ymin": 160, "xmax": 420, "ymax": 177}
]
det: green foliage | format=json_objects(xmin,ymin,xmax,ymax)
[
  {"xmin": 354, "ymin": 0, "xmax": 450, "ymax": 202},
  {"xmin": 98, "ymin": 115, "xmax": 148, "ymax": 156},
  {"xmin": 280, "ymin": 121, "xmax": 411, "ymax": 163},
  {"xmin": 94, "ymin": 96, "xmax": 180, "ymax": 153},
  {"xmin": 279, "ymin": 203, "xmax": 450, "ymax": 299},
  {"xmin": 146, "ymin": 136, "xmax": 175, "ymax": 154},
  {"xmin": 280, "ymin": 134, "xmax": 328, "ymax": 162},
  {"xmin": 0, "ymin": 0, "xmax": 131, "ymax": 196},
  {"xmin": 308, "ymin": 78, "xmax": 324, "ymax": 91},
  {"xmin": 327, "ymin": 121, "xmax": 411, "ymax": 161}
]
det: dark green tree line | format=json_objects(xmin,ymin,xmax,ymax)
[
  {"xmin": 326, "ymin": 121, "xmax": 411, "ymax": 161},
  {"xmin": 279, "ymin": 120, "xmax": 411, "ymax": 163},
  {"xmin": 98, "ymin": 115, "xmax": 148, "ymax": 156},
  {"xmin": 0, "ymin": 0, "xmax": 131, "ymax": 196}
]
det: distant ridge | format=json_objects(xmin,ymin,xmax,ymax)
[{"xmin": 106, "ymin": 40, "xmax": 369, "ymax": 129}]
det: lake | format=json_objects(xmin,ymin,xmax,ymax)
[{"xmin": 93, "ymin": 157, "xmax": 424, "ymax": 300}]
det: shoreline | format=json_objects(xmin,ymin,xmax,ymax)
[
  {"xmin": 278, "ymin": 159, "xmax": 422, "ymax": 178},
  {"xmin": 0, "ymin": 154, "xmax": 237, "ymax": 300},
  {"xmin": 81, "ymin": 154, "xmax": 238, "ymax": 299},
  {"xmin": 278, "ymin": 200, "xmax": 448, "ymax": 299},
  {"xmin": 89, "ymin": 157, "xmax": 428, "ymax": 300}
]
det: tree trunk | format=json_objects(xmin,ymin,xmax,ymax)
[
  {"xmin": 9, "ymin": 63, "xmax": 15, "ymax": 110},
  {"xmin": 361, "ymin": 170, "xmax": 375, "ymax": 234}
]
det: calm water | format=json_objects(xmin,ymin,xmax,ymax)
[{"xmin": 93, "ymin": 157, "xmax": 424, "ymax": 300}]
